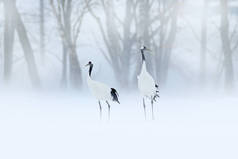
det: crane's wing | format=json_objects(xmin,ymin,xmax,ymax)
[
  {"xmin": 88, "ymin": 79, "xmax": 111, "ymax": 100},
  {"xmin": 138, "ymin": 71, "xmax": 157, "ymax": 97}
]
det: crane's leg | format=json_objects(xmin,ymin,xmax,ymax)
[
  {"xmin": 106, "ymin": 101, "xmax": 111, "ymax": 120},
  {"xmin": 98, "ymin": 100, "xmax": 102, "ymax": 120},
  {"xmin": 143, "ymin": 98, "xmax": 147, "ymax": 120},
  {"xmin": 151, "ymin": 97, "xmax": 155, "ymax": 120}
]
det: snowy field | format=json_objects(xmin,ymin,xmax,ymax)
[{"xmin": 0, "ymin": 90, "xmax": 238, "ymax": 159}]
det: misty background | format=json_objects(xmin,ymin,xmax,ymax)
[
  {"xmin": 1, "ymin": 1, "xmax": 238, "ymax": 159},
  {"xmin": 0, "ymin": 0, "xmax": 238, "ymax": 92}
]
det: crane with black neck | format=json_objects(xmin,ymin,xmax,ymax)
[
  {"xmin": 137, "ymin": 46, "xmax": 159, "ymax": 120},
  {"xmin": 86, "ymin": 61, "xmax": 120, "ymax": 120}
]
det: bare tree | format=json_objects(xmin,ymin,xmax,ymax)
[
  {"xmin": 159, "ymin": 1, "xmax": 179, "ymax": 84},
  {"xmin": 87, "ymin": 0, "xmax": 137, "ymax": 88},
  {"xmin": 0, "ymin": 1, "xmax": 3, "ymax": 69},
  {"xmin": 87, "ymin": 0, "xmax": 180, "ymax": 88},
  {"xmin": 149, "ymin": 0, "xmax": 180, "ymax": 85},
  {"xmin": 40, "ymin": 0, "xmax": 45, "ymax": 63},
  {"xmin": 129, "ymin": 0, "xmax": 180, "ymax": 86},
  {"xmin": 220, "ymin": 0, "xmax": 234, "ymax": 90},
  {"xmin": 50, "ymin": 0, "xmax": 87, "ymax": 88},
  {"xmin": 3, "ymin": 0, "xmax": 15, "ymax": 82},
  {"xmin": 3, "ymin": 0, "xmax": 41, "ymax": 86},
  {"xmin": 200, "ymin": 0, "xmax": 208, "ymax": 85},
  {"xmin": 15, "ymin": 5, "xmax": 41, "ymax": 86}
]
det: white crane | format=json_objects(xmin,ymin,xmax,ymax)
[
  {"xmin": 137, "ymin": 46, "xmax": 159, "ymax": 120},
  {"xmin": 86, "ymin": 61, "xmax": 120, "ymax": 120}
]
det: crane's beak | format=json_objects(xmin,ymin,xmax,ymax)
[{"xmin": 85, "ymin": 63, "xmax": 89, "ymax": 67}]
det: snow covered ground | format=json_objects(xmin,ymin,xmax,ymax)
[{"xmin": 0, "ymin": 90, "xmax": 238, "ymax": 159}]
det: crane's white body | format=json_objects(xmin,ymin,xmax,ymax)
[
  {"xmin": 87, "ymin": 75, "xmax": 112, "ymax": 101},
  {"xmin": 138, "ymin": 62, "xmax": 156, "ymax": 98}
]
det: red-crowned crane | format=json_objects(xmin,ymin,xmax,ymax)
[
  {"xmin": 137, "ymin": 46, "xmax": 159, "ymax": 120},
  {"xmin": 86, "ymin": 61, "xmax": 120, "ymax": 120}
]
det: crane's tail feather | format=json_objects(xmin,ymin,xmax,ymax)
[
  {"xmin": 153, "ymin": 84, "xmax": 160, "ymax": 102},
  {"xmin": 111, "ymin": 88, "xmax": 120, "ymax": 104}
]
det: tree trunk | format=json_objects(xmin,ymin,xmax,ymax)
[
  {"xmin": 61, "ymin": 43, "xmax": 68, "ymax": 88},
  {"xmin": 68, "ymin": 47, "xmax": 82, "ymax": 89},
  {"xmin": 155, "ymin": 1, "xmax": 165, "ymax": 83},
  {"xmin": 120, "ymin": 0, "xmax": 134, "ymax": 88},
  {"xmin": 220, "ymin": 0, "xmax": 234, "ymax": 90},
  {"xmin": 104, "ymin": 1, "xmax": 122, "ymax": 85},
  {"xmin": 200, "ymin": 0, "xmax": 208, "ymax": 85},
  {"xmin": 14, "ymin": 4, "xmax": 41, "ymax": 87},
  {"xmin": 161, "ymin": 2, "xmax": 178, "ymax": 85},
  {"xmin": 3, "ymin": 0, "xmax": 15, "ymax": 82},
  {"xmin": 40, "ymin": 0, "xmax": 45, "ymax": 63},
  {"xmin": 63, "ymin": 0, "xmax": 82, "ymax": 89}
]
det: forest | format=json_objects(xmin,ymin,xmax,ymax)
[{"xmin": 0, "ymin": 0, "xmax": 237, "ymax": 91}]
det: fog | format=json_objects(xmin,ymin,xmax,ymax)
[
  {"xmin": 0, "ymin": 0, "xmax": 238, "ymax": 159},
  {"xmin": 0, "ymin": 0, "xmax": 237, "ymax": 90}
]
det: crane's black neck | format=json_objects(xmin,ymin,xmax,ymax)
[
  {"xmin": 141, "ymin": 49, "xmax": 145, "ymax": 62},
  {"xmin": 89, "ymin": 64, "xmax": 93, "ymax": 77}
]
